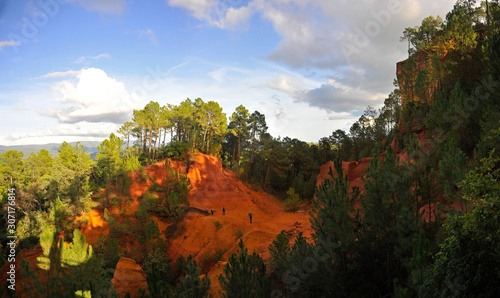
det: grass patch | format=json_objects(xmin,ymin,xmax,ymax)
[{"xmin": 214, "ymin": 221, "xmax": 223, "ymax": 230}]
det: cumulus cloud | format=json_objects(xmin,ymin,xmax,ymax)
[
  {"xmin": 0, "ymin": 40, "xmax": 22, "ymax": 50},
  {"xmin": 167, "ymin": 0, "xmax": 253, "ymax": 29},
  {"xmin": 168, "ymin": 0, "xmax": 456, "ymax": 112},
  {"xmin": 39, "ymin": 68, "xmax": 144, "ymax": 124},
  {"xmin": 268, "ymin": 74, "xmax": 384, "ymax": 113}
]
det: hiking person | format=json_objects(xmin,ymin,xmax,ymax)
[
  {"xmin": 205, "ymin": 208, "xmax": 208, "ymax": 213},
  {"xmin": 211, "ymin": 208, "xmax": 214, "ymax": 215},
  {"xmin": 222, "ymin": 206, "xmax": 226, "ymax": 215},
  {"xmin": 248, "ymin": 212, "xmax": 252, "ymax": 223}
]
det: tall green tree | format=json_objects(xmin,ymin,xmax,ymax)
[
  {"xmin": 218, "ymin": 239, "xmax": 271, "ymax": 298},
  {"xmin": 144, "ymin": 101, "xmax": 161, "ymax": 164},
  {"xmin": 247, "ymin": 111, "xmax": 267, "ymax": 181},
  {"xmin": 229, "ymin": 105, "xmax": 250, "ymax": 173},
  {"xmin": 421, "ymin": 151, "xmax": 500, "ymax": 297},
  {"xmin": 172, "ymin": 257, "xmax": 211, "ymax": 298},
  {"xmin": 0, "ymin": 150, "xmax": 24, "ymax": 186},
  {"xmin": 201, "ymin": 100, "xmax": 227, "ymax": 154},
  {"xmin": 310, "ymin": 157, "xmax": 361, "ymax": 295},
  {"xmin": 118, "ymin": 121, "xmax": 135, "ymax": 148}
]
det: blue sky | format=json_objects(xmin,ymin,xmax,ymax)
[{"xmin": 0, "ymin": 0, "xmax": 456, "ymax": 145}]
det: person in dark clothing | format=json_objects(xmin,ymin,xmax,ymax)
[
  {"xmin": 248, "ymin": 212, "xmax": 252, "ymax": 223},
  {"xmin": 222, "ymin": 206, "xmax": 226, "ymax": 215},
  {"xmin": 211, "ymin": 208, "xmax": 214, "ymax": 215}
]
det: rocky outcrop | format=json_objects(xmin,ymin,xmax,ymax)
[
  {"xmin": 111, "ymin": 257, "xmax": 148, "ymax": 297},
  {"xmin": 396, "ymin": 49, "xmax": 447, "ymax": 106},
  {"xmin": 316, "ymin": 157, "xmax": 372, "ymax": 200}
]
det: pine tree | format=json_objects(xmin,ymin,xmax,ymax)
[
  {"xmin": 310, "ymin": 157, "xmax": 361, "ymax": 295},
  {"xmin": 268, "ymin": 231, "xmax": 290, "ymax": 280},
  {"xmin": 218, "ymin": 239, "xmax": 271, "ymax": 298},
  {"xmin": 0, "ymin": 150, "xmax": 24, "ymax": 186},
  {"xmin": 229, "ymin": 105, "xmax": 250, "ymax": 173},
  {"xmin": 172, "ymin": 258, "xmax": 211, "ymax": 298}
]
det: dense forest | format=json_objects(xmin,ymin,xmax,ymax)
[{"xmin": 2, "ymin": 0, "xmax": 500, "ymax": 297}]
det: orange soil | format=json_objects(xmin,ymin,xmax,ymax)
[
  {"xmin": 112, "ymin": 257, "xmax": 148, "ymax": 298},
  {"xmin": 168, "ymin": 153, "xmax": 312, "ymax": 295},
  {"xmin": 74, "ymin": 153, "xmax": 312, "ymax": 296},
  {"xmin": 2, "ymin": 145, "xmax": 464, "ymax": 297}
]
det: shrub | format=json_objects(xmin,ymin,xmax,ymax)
[
  {"xmin": 202, "ymin": 248, "xmax": 227, "ymax": 270},
  {"xmin": 150, "ymin": 182, "xmax": 163, "ymax": 192},
  {"xmin": 236, "ymin": 230, "xmax": 243, "ymax": 239},
  {"xmin": 283, "ymin": 187, "xmax": 301, "ymax": 212},
  {"xmin": 214, "ymin": 221, "xmax": 223, "ymax": 230},
  {"xmin": 140, "ymin": 190, "xmax": 159, "ymax": 212},
  {"xmin": 161, "ymin": 141, "xmax": 189, "ymax": 161}
]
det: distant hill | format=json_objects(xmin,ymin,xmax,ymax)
[{"xmin": 0, "ymin": 141, "xmax": 101, "ymax": 159}]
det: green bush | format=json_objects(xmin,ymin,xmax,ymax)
[
  {"xmin": 236, "ymin": 230, "xmax": 243, "ymax": 239},
  {"xmin": 214, "ymin": 221, "xmax": 223, "ymax": 230},
  {"xmin": 202, "ymin": 248, "xmax": 227, "ymax": 270},
  {"xmin": 161, "ymin": 142, "xmax": 190, "ymax": 161},
  {"xmin": 140, "ymin": 190, "xmax": 159, "ymax": 212},
  {"xmin": 283, "ymin": 187, "xmax": 301, "ymax": 212},
  {"xmin": 150, "ymin": 182, "xmax": 163, "ymax": 192}
]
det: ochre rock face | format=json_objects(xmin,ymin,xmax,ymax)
[
  {"xmin": 316, "ymin": 158, "xmax": 371, "ymax": 198},
  {"xmin": 396, "ymin": 48, "xmax": 448, "ymax": 106},
  {"xmin": 0, "ymin": 244, "xmax": 44, "ymax": 297},
  {"xmin": 111, "ymin": 257, "xmax": 148, "ymax": 298}
]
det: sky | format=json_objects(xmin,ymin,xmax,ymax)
[{"xmin": 0, "ymin": 0, "xmax": 457, "ymax": 146}]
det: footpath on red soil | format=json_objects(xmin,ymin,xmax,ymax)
[
  {"xmin": 82, "ymin": 152, "xmax": 313, "ymax": 297},
  {"xmin": 167, "ymin": 153, "xmax": 313, "ymax": 295}
]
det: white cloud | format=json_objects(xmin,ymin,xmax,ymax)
[
  {"xmin": 74, "ymin": 0, "xmax": 125, "ymax": 15},
  {"xmin": 268, "ymin": 74, "xmax": 385, "ymax": 113},
  {"xmin": 268, "ymin": 74, "xmax": 304, "ymax": 96},
  {"xmin": 168, "ymin": 0, "xmax": 456, "ymax": 114},
  {"xmin": 209, "ymin": 68, "xmax": 227, "ymax": 82},
  {"xmin": 74, "ymin": 53, "xmax": 110, "ymax": 64},
  {"xmin": 39, "ymin": 70, "xmax": 81, "ymax": 79},
  {"xmin": 127, "ymin": 29, "xmax": 158, "ymax": 45},
  {"xmin": 167, "ymin": 0, "xmax": 253, "ymax": 29},
  {"xmin": 0, "ymin": 40, "xmax": 22, "ymax": 50},
  {"xmin": 40, "ymin": 68, "xmax": 145, "ymax": 124},
  {"xmin": 4, "ymin": 122, "xmax": 120, "ymax": 143}
]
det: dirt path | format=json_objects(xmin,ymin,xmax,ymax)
[
  {"xmin": 77, "ymin": 153, "xmax": 313, "ymax": 296},
  {"xmin": 167, "ymin": 153, "xmax": 313, "ymax": 295}
]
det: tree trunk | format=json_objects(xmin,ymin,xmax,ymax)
[
  {"xmin": 163, "ymin": 128, "xmax": 167, "ymax": 146},
  {"xmin": 264, "ymin": 161, "xmax": 270, "ymax": 190},
  {"xmin": 158, "ymin": 128, "xmax": 162, "ymax": 151},
  {"xmin": 153, "ymin": 133, "xmax": 157, "ymax": 162},
  {"xmin": 148, "ymin": 130, "xmax": 152, "ymax": 165},
  {"xmin": 237, "ymin": 134, "xmax": 241, "ymax": 172},
  {"xmin": 232, "ymin": 144, "xmax": 236, "ymax": 168},
  {"xmin": 202, "ymin": 128, "xmax": 208, "ymax": 152},
  {"xmin": 248, "ymin": 138, "xmax": 255, "ymax": 181},
  {"xmin": 486, "ymin": 0, "xmax": 490, "ymax": 27},
  {"xmin": 206, "ymin": 132, "xmax": 210, "ymax": 154}
]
